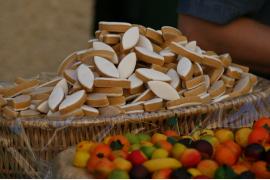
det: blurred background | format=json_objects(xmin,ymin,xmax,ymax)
[{"xmin": 0, "ymin": 0, "xmax": 177, "ymax": 81}]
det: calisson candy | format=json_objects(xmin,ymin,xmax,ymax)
[{"xmin": 0, "ymin": 22, "xmax": 257, "ymax": 118}]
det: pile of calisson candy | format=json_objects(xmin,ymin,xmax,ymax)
[{"xmin": 73, "ymin": 117, "xmax": 270, "ymax": 178}]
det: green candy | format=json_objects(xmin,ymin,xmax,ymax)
[
  {"xmin": 137, "ymin": 133, "xmax": 151, "ymax": 142},
  {"xmin": 109, "ymin": 169, "xmax": 129, "ymax": 179},
  {"xmin": 125, "ymin": 133, "xmax": 140, "ymax": 144},
  {"xmin": 167, "ymin": 136, "xmax": 177, "ymax": 145},
  {"xmin": 214, "ymin": 165, "xmax": 237, "ymax": 179},
  {"xmin": 140, "ymin": 146, "xmax": 156, "ymax": 159},
  {"xmin": 130, "ymin": 143, "xmax": 141, "ymax": 151}
]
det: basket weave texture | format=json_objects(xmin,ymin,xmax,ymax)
[{"xmin": 0, "ymin": 77, "xmax": 270, "ymax": 178}]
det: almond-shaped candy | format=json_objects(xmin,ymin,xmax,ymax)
[
  {"xmin": 108, "ymin": 96, "xmax": 126, "ymax": 106},
  {"xmin": 93, "ymin": 87, "xmax": 123, "ymax": 97},
  {"xmin": 2, "ymin": 106, "xmax": 18, "ymax": 119},
  {"xmin": 177, "ymin": 57, "xmax": 193, "ymax": 80},
  {"xmin": 77, "ymin": 64, "xmax": 95, "ymax": 92},
  {"xmin": 99, "ymin": 21, "xmax": 132, "ymax": 33},
  {"xmin": 241, "ymin": 73, "xmax": 257, "ymax": 85},
  {"xmin": 132, "ymin": 89, "xmax": 155, "ymax": 103},
  {"xmin": 94, "ymin": 78, "xmax": 130, "ymax": 88},
  {"xmin": 148, "ymin": 81, "xmax": 180, "ymax": 101},
  {"xmin": 207, "ymin": 67, "xmax": 224, "ymax": 84},
  {"xmin": 166, "ymin": 69, "xmax": 180, "ymax": 89},
  {"xmin": 203, "ymin": 75, "xmax": 211, "ymax": 89},
  {"xmin": 61, "ymin": 108, "xmax": 85, "ymax": 118},
  {"xmin": 59, "ymin": 90, "xmax": 86, "ymax": 114},
  {"xmin": 151, "ymin": 64, "xmax": 169, "ymax": 73},
  {"xmin": 118, "ymin": 52, "xmax": 137, "ymax": 79},
  {"xmin": 137, "ymin": 35, "xmax": 154, "ymax": 51},
  {"xmin": 28, "ymin": 86, "xmax": 54, "ymax": 99},
  {"xmin": 185, "ymin": 75, "xmax": 205, "ymax": 90},
  {"xmin": 226, "ymin": 66, "xmax": 243, "ymax": 79},
  {"xmin": 70, "ymin": 81, "xmax": 83, "ymax": 94},
  {"xmin": 134, "ymin": 46, "xmax": 164, "ymax": 66},
  {"xmin": 185, "ymin": 41, "xmax": 197, "ymax": 52},
  {"xmin": 128, "ymin": 73, "xmax": 144, "ymax": 94},
  {"xmin": 135, "ymin": 68, "xmax": 171, "ymax": 82},
  {"xmin": 121, "ymin": 102, "xmax": 144, "ymax": 113},
  {"xmin": 208, "ymin": 80, "xmax": 226, "ymax": 98},
  {"xmin": 37, "ymin": 100, "xmax": 50, "ymax": 114},
  {"xmin": 170, "ymin": 42, "xmax": 203, "ymax": 63},
  {"xmin": 20, "ymin": 109, "xmax": 40, "ymax": 118},
  {"xmin": 48, "ymin": 86, "xmax": 65, "ymax": 111},
  {"xmin": 86, "ymin": 93, "xmax": 109, "ymax": 107},
  {"xmin": 193, "ymin": 63, "xmax": 203, "ymax": 76},
  {"xmin": 161, "ymin": 26, "xmax": 185, "ymax": 43},
  {"xmin": 221, "ymin": 75, "xmax": 235, "ymax": 88},
  {"xmin": 122, "ymin": 27, "xmax": 140, "ymax": 50},
  {"xmin": 231, "ymin": 63, "xmax": 249, "ymax": 73},
  {"xmin": 166, "ymin": 96, "xmax": 202, "ymax": 110},
  {"xmin": 202, "ymin": 55, "xmax": 223, "ymax": 68},
  {"xmin": 94, "ymin": 56, "xmax": 119, "ymax": 78},
  {"xmin": 219, "ymin": 53, "xmax": 232, "ymax": 67},
  {"xmin": 145, "ymin": 27, "xmax": 164, "ymax": 45},
  {"xmin": 93, "ymin": 41, "xmax": 118, "ymax": 64},
  {"xmin": 4, "ymin": 79, "xmax": 39, "ymax": 98},
  {"xmin": 11, "ymin": 94, "xmax": 31, "ymax": 110},
  {"xmin": 233, "ymin": 75, "xmax": 251, "ymax": 95},
  {"xmin": 103, "ymin": 34, "xmax": 121, "ymax": 45},
  {"xmin": 144, "ymin": 98, "xmax": 163, "ymax": 112},
  {"xmin": 82, "ymin": 105, "xmax": 99, "ymax": 116},
  {"xmin": 55, "ymin": 78, "xmax": 68, "ymax": 95},
  {"xmin": 184, "ymin": 84, "xmax": 207, "ymax": 97},
  {"xmin": 0, "ymin": 95, "xmax": 7, "ymax": 107},
  {"xmin": 159, "ymin": 49, "xmax": 176, "ymax": 64},
  {"xmin": 64, "ymin": 69, "xmax": 78, "ymax": 84}
]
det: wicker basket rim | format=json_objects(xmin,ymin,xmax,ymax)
[{"xmin": 0, "ymin": 78, "xmax": 270, "ymax": 128}]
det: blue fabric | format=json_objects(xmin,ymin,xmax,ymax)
[{"xmin": 178, "ymin": 0, "xmax": 270, "ymax": 25}]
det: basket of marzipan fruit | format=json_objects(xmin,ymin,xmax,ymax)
[{"xmin": 0, "ymin": 21, "xmax": 270, "ymax": 178}]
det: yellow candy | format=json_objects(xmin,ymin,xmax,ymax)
[
  {"xmin": 73, "ymin": 151, "xmax": 90, "ymax": 168},
  {"xmin": 76, "ymin": 141, "xmax": 96, "ymax": 152}
]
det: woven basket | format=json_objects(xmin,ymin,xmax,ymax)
[{"xmin": 0, "ymin": 77, "xmax": 270, "ymax": 178}]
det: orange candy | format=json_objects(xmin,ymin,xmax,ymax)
[
  {"xmin": 91, "ymin": 144, "xmax": 112, "ymax": 158},
  {"xmin": 164, "ymin": 130, "xmax": 178, "ymax": 137},
  {"xmin": 253, "ymin": 117, "xmax": 270, "ymax": 129},
  {"xmin": 94, "ymin": 158, "xmax": 115, "ymax": 178},
  {"xmin": 214, "ymin": 144, "xmax": 237, "ymax": 166},
  {"xmin": 108, "ymin": 150, "xmax": 129, "ymax": 161},
  {"xmin": 248, "ymin": 127, "xmax": 269, "ymax": 145},
  {"xmin": 197, "ymin": 159, "xmax": 219, "ymax": 178},
  {"xmin": 251, "ymin": 161, "xmax": 270, "ymax": 178},
  {"xmin": 223, "ymin": 140, "xmax": 242, "ymax": 158},
  {"xmin": 180, "ymin": 149, "xmax": 201, "ymax": 167},
  {"xmin": 237, "ymin": 160, "xmax": 252, "ymax": 169},
  {"xmin": 87, "ymin": 156, "xmax": 101, "ymax": 173},
  {"xmin": 151, "ymin": 133, "xmax": 167, "ymax": 144},
  {"xmin": 152, "ymin": 168, "xmax": 172, "ymax": 179},
  {"xmin": 155, "ymin": 140, "xmax": 173, "ymax": 152},
  {"xmin": 232, "ymin": 164, "xmax": 249, "ymax": 175},
  {"xmin": 108, "ymin": 135, "xmax": 130, "ymax": 151}
]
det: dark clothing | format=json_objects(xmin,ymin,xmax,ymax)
[
  {"xmin": 178, "ymin": 0, "xmax": 270, "ymax": 25},
  {"xmin": 178, "ymin": 0, "xmax": 270, "ymax": 79},
  {"xmin": 94, "ymin": 0, "xmax": 178, "ymax": 31}
]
